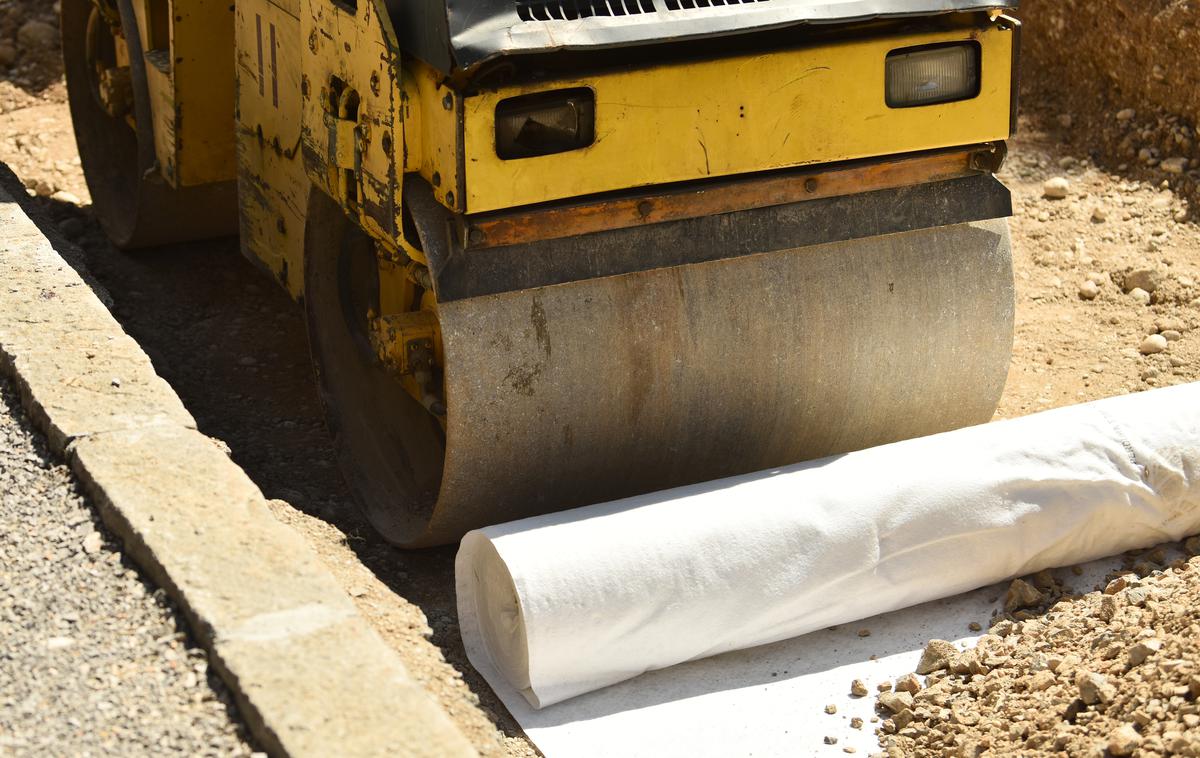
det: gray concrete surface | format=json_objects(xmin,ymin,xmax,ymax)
[{"xmin": 0, "ymin": 167, "xmax": 476, "ymax": 757}]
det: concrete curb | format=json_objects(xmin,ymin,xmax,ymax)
[{"xmin": 0, "ymin": 168, "xmax": 477, "ymax": 758}]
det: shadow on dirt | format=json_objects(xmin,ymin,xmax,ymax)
[{"xmin": 14, "ymin": 187, "xmax": 528, "ymax": 741}]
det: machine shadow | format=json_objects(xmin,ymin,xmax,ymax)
[{"xmin": 13, "ymin": 190, "xmax": 534, "ymax": 740}]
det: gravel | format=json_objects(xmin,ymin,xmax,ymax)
[
  {"xmin": 0, "ymin": 375, "xmax": 256, "ymax": 756},
  {"xmin": 873, "ymin": 545, "xmax": 1200, "ymax": 757}
]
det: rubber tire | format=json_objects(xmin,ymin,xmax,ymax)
[
  {"xmin": 303, "ymin": 189, "xmax": 447, "ymax": 545},
  {"xmin": 61, "ymin": 0, "xmax": 236, "ymax": 249}
]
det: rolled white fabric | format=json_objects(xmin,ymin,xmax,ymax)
[{"xmin": 457, "ymin": 383, "xmax": 1200, "ymax": 708}]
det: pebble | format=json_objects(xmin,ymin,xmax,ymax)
[
  {"xmin": 1162, "ymin": 330, "xmax": 1182, "ymax": 342},
  {"xmin": 1117, "ymin": 108, "xmax": 1136, "ymax": 122},
  {"xmin": 1091, "ymin": 206, "xmax": 1107, "ymax": 222},
  {"xmin": 877, "ymin": 691, "xmax": 914, "ymax": 714},
  {"xmin": 823, "ymin": 735, "xmax": 838, "ymax": 745},
  {"xmin": 17, "ymin": 20, "xmax": 59, "ymax": 52},
  {"xmin": 1107, "ymin": 724, "xmax": 1143, "ymax": 756},
  {"xmin": 50, "ymin": 190, "xmax": 82, "ymax": 206},
  {"xmin": 1140, "ymin": 334, "xmax": 1169, "ymax": 355},
  {"xmin": 850, "ymin": 679, "xmax": 869, "ymax": 697},
  {"xmin": 1078, "ymin": 280, "xmax": 1100, "ymax": 300},
  {"xmin": 850, "ymin": 717, "xmax": 864, "ymax": 730},
  {"xmin": 81, "ymin": 530, "xmax": 102, "ymax": 555},
  {"xmin": 1129, "ymin": 638, "xmax": 1163, "ymax": 665},
  {"xmin": 915, "ymin": 639, "xmax": 957, "ymax": 675},
  {"xmin": 894, "ymin": 674, "xmax": 921, "ymax": 695},
  {"xmin": 1162, "ymin": 157, "xmax": 1188, "ymax": 174},
  {"xmin": 1130, "ymin": 287, "xmax": 1152, "ymax": 305},
  {"xmin": 824, "ymin": 704, "xmax": 837, "ymax": 715},
  {"xmin": 1125, "ymin": 269, "xmax": 1161, "ymax": 293},
  {"xmin": 1004, "ymin": 578, "xmax": 1045, "ymax": 612},
  {"xmin": 1042, "ymin": 177, "xmax": 1070, "ymax": 199},
  {"xmin": 1078, "ymin": 671, "xmax": 1117, "ymax": 705}
]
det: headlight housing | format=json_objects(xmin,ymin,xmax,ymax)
[
  {"xmin": 495, "ymin": 88, "xmax": 596, "ymax": 160},
  {"xmin": 886, "ymin": 42, "xmax": 981, "ymax": 108}
]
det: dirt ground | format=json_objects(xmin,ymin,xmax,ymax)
[{"xmin": 0, "ymin": 5, "xmax": 1198, "ymax": 757}]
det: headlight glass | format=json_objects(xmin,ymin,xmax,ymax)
[
  {"xmin": 886, "ymin": 42, "xmax": 980, "ymax": 108},
  {"xmin": 495, "ymin": 88, "xmax": 596, "ymax": 160}
]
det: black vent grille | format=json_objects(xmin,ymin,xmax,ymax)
[
  {"xmin": 516, "ymin": 0, "xmax": 655, "ymax": 21},
  {"xmin": 664, "ymin": 0, "xmax": 770, "ymax": 10}
]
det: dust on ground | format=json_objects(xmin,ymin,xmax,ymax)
[{"xmin": 0, "ymin": 3, "xmax": 1198, "ymax": 756}]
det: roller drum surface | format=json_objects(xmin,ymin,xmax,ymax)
[{"xmin": 418, "ymin": 219, "xmax": 1014, "ymax": 545}]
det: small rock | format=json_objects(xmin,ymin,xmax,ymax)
[
  {"xmin": 1117, "ymin": 108, "xmax": 1136, "ymax": 122},
  {"xmin": 1078, "ymin": 671, "xmax": 1116, "ymax": 705},
  {"xmin": 915, "ymin": 639, "xmax": 958, "ymax": 675},
  {"xmin": 1139, "ymin": 334, "xmax": 1169, "ymax": 355},
  {"xmin": 1004, "ymin": 578, "xmax": 1045, "ymax": 612},
  {"xmin": 1129, "ymin": 638, "xmax": 1163, "ymax": 665},
  {"xmin": 1091, "ymin": 206, "xmax": 1108, "ymax": 223},
  {"xmin": 892, "ymin": 709, "xmax": 915, "ymax": 730},
  {"xmin": 857, "ymin": 628, "xmax": 871, "ymax": 638},
  {"xmin": 876, "ymin": 680, "xmax": 893, "ymax": 692},
  {"xmin": 1125, "ymin": 269, "xmax": 1161, "ymax": 293},
  {"xmin": 50, "ymin": 190, "xmax": 82, "ymax": 206},
  {"xmin": 1162, "ymin": 330, "xmax": 1182, "ymax": 342},
  {"xmin": 17, "ymin": 20, "xmax": 59, "ymax": 52},
  {"xmin": 967, "ymin": 621, "xmax": 982, "ymax": 632},
  {"xmin": 81, "ymin": 531, "xmax": 102, "ymax": 555},
  {"xmin": 1106, "ymin": 575, "xmax": 1135, "ymax": 594},
  {"xmin": 1078, "ymin": 280, "xmax": 1100, "ymax": 300},
  {"xmin": 823, "ymin": 735, "xmax": 838, "ymax": 745},
  {"xmin": 46, "ymin": 637, "xmax": 75, "ymax": 650},
  {"xmin": 850, "ymin": 717, "xmax": 864, "ymax": 730},
  {"xmin": 824, "ymin": 703, "xmax": 837, "ymax": 715},
  {"xmin": 348, "ymin": 586, "xmax": 368, "ymax": 598},
  {"xmin": 850, "ymin": 679, "xmax": 869, "ymax": 697},
  {"xmin": 1107, "ymin": 724, "xmax": 1143, "ymax": 756},
  {"xmin": 1130, "ymin": 288, "xmax": 1152, "ymax": 305},
  {"xmin": 1043, "ymin": 177, "xmax": 1070, "ymax": 199},
  {"xmin": 878, "ymin": 691, "xmax": 914, "ymax": 714},
  {"xmin": 1162, "ymin": 157, "xmax": 1188, "ymax": 174},
  {"xmin": 895, "ymin": 674, "xmax": 921, "ymax": 695}
]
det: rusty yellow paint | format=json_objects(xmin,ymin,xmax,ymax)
[
  {"xmin": 235, "ymin": 0, "xmax": 307, "ymax": 296},
  {"xmin": 461, "ymin": 21, "xmax": 1015, "ymax": 213},
  {"xmin": 299, "ymin": 0, "xmax": 405, "ymax": 243},
  {"xmin": 129, "ymin": 0, "xmax": 237, "ymax": 187},
  {"xmin": 400, "ymin": 60, "xmax": 462, "ymax": 213}
]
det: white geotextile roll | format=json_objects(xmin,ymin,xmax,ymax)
[{"xmin": 456, "ymin": 383, "xmax": 1200, "ymax": 708}]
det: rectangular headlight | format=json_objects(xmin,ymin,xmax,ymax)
[
  {"xmin": 495, "ymin": 88, "xmax": 596, "ymax": 160},
  {"xmin": 886, "ymin": 42, "xmax": 980, "ymax": 108}
]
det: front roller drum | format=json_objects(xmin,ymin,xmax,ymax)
[{"xmin": 307, "ymin": 191, "xmax": 1013, "ymax": 548}]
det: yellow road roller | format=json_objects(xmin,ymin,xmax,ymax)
[{"xmin": 63, "ymin": 0, "xmax": 1020, "ymax": 547}]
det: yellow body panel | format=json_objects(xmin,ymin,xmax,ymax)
[
  {"xmin": 133, "ymin": 0, "xmax": 237, "ymax": 187},
  {"xmin": 235, "ymin": 0, "xmax": 308, "ymax": 294},
  {"xmin": 461, "ymin": 23, "xmax": 1014, "ymax": 213},
  {"xmin": 401, "ymin": 63, "xmax": 462, "ymax": 213},
  {"xmin": 299, "ymin": 0, "xmax": 405, "ymax": 242}
]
